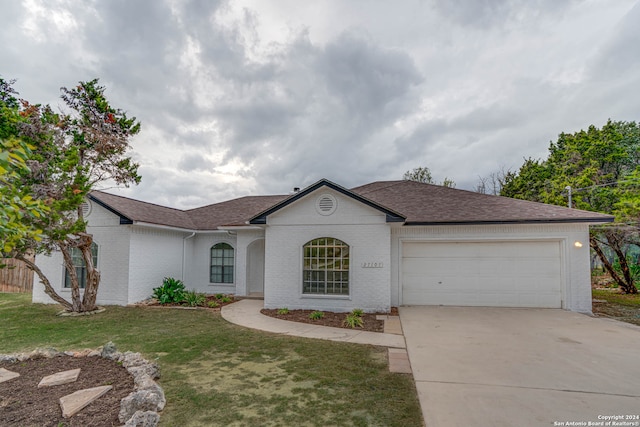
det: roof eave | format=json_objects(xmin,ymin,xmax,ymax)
[
  {"xmin": 88, "ymin": 194, "xmax": 133, "ymax": 224},
  {"xmin": 218, "ymin": 225, "xmax": 265, "ymax": 231},
  {"xmin": 404, "ymin": 217, "xmax": 615, "ymax": 226}
]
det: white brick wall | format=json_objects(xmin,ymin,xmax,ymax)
[
  {"xmin": 263, "ymin": 189, "xmax": 392, "ymax": 313},
  {"xmin": 186, "ymin": 232, "xmax": 238, "ymax": 295},
  {"xmin": 32, "ymin": 200, "xmax": 131, "ymax": 306},
  {"xmin": 127, "ymin": 227, "xmax": 188, "ymax": 304},
  {"xmin": 185, "ymin": 229, "xmax": 266, "ymax": 296}
]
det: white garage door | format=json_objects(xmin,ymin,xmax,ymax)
[{"xmin": 402, "ymin": 241, "xmax": 562, "ymax": 308}]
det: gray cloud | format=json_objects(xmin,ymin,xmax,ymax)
[
  {"xmin": 2, "ymin": 0, "xmax": 639, "ymax": 208},
  {"xmin": 433, "ymin": 0, "xmax": 580, "ymax": 29},
  {"xmin": 178, "ymin": 153, "xmax": 216, "ymax": 172},
  {"xmin": 318, "ymin": 31, "xmax": 423, "ymax": 120},
  {"xmin": 589, "ymin": 2, "xmax": 640, "ymax": 82}
]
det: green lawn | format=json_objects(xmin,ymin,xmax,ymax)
[
  {"xmin": 592, "ymin": 288, "xmax": 640, "ymax": 307},
  {"xmin": 0, "ymin": 294, "xmax": 423, "ymax": 427}
]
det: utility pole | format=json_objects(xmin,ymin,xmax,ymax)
[{"xmin": 565, "ymin": 185, "xmax": 572, "ymax": 208}]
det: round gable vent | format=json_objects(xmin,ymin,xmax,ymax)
[
  {"xmin": 80, "ymin": 201, "xmax": 92, "ymax": 218},
  {"xmin": 316, "ymin": 194, "xmax": 337, "ymax": 216}
]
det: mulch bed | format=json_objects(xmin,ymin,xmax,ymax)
[
  {"xmin": 0, "ymin": 356, "xmax": 134, "ymax": 427},
  {"xmin": 592, "ymin": 300, "xmax": 640, "ymax": 326},
  {"xmin": 140, "ymin": 294, "xmax": 237, "ymax": 309},
  {"xmin": 260, "ymin": 308, "xmax": 397, "ymax": 333}
]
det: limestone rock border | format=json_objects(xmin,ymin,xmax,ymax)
[{"xmin": 0, "ymin": 342, "xmax": 164, "ymax": 427}]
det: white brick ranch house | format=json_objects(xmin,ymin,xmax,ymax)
[{"xmin": 33, "ymin": 179, "xmax": 613, "ymax": 313}]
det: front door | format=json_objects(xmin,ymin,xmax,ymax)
[{"xmin": 246, "ymin": 239, "xmax": 265, "ymax": 295}]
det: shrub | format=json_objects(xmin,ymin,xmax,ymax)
[
  {"xmin": 343, "ymin": 313, "xmax": 364, "ymax": 328},
  {"xmin": 207, "ymin": 300, "xmax": 219, "ymax": 308},
  {"xmin": 351, "ymin": 308, "xmax": 364, "ymax": 317},
  {"xmin": 219, "ymin": 296, "xmax": 232, "ymax": 303},
  {"xmin": 152, "ymin": 277, "xmax": 186, "ymax": 304},
  {"xmin": 309, "ymin": 311, "xmax": 324, "ymax": 320},
  {"xmin": 214, "ymin": 293, "xmax": 225, "ymax": 299},
  {"xmin": 277, "ymin": 308, "xmax": 290, "ymax": 315},
  {"xmin": 183, "ymin": 290, "xmax": 207, "ymax": 307}
]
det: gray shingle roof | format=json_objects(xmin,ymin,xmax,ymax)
[
  {"xmin": 89, "ymin": 191, "xmax": 197, "ymax": 229},
  {"xmin": 187, "ymin": 195, "xmax": 289, "ymax": 228},
  {"xmin": 89, "ymin": 191, "xmax": 288, "ymax": 230},
  {"xmin": 89, "ymin": 179, "xmax": 613, "ymax": 231},
  {"xmin": 351, "ymin": 180, "xmax": 613, "ymax": 224}
]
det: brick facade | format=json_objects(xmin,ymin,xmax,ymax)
[{"xmin": 262, "ymin": 188, "xmax": 392, "ymax": 313}]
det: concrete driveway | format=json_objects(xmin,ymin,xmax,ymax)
[{"xmin": 400, "ymin": 306, "xmax": 640, "ymax": 427}]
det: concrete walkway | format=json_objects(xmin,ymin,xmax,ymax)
[{"xmin": 221, "ymin": 299, "xmax": 406, "ymax": 348}]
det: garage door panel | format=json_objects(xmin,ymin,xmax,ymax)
[
  {"xmin": 403, "ymin": 258, "xmax": 462, "ymax": 273},
  {"xmin": 404, "ymin": 242, "xmax": 560, "ymax": 259},
  {"xmin": 403, "ymin": 276, "xmax": 476, "ymax": 292},
  {"xmin": 404, "ymin": 256, "xmax": 560, "ymax": 277},
  {"xmin": 511, "ymin": 260, "xmax": 560, "ymax": 277},
  {"xmin": 401, "ymin": 241, "xmax": 562, "ymax": 308}
]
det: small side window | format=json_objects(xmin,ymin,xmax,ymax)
[{"xmin": 64, "ymin": 243, "xmax": 98, "ymax": 289}]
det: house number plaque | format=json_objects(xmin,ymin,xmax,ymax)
[{"xmin": 361, "ymin": 262, "xmax": 383, "ymax": 268}]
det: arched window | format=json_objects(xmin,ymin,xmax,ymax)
[
  {"xmin": 210, "ymin": 243, "xmax": 234, "ymax": 283},
  {"xmin": 303, "ymin": 238, "xmax": 349, "ymax": 295},
  {"xmin": 64, "ymin": 242, "xmax": 98, "ymax": 289}
]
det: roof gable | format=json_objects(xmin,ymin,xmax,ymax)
[{"xmin": 248, "ymin": 179, "xmax": 406, "ymax": 224}]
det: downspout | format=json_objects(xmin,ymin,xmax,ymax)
[{"xmin": 182, "ymin": 232, "xmax": 196, "ymax": 282}]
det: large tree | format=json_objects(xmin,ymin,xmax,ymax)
[
  {"xmin": 502, "ymin": 120, "xmax": 640, "ymax": 293},
  {"xmin": 1, "ymin": 78, "xmax": 141, "ymax": 311},
  {"xmin": 1, "ymin": 78, "xmax": 49, "ymax": 254}
]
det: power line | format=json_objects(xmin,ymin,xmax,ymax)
[{"xmin": 571, "ymin": 178, "xmax": 640, "ymax": 192}]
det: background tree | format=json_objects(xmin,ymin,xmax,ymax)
[
  {"xmin": 404, "ymin": 166, "xmax": 456, "ymax": 188},
  {"xmin": 501, "ymin": 120, "xmax": 640, "ymax": 293},
  {"xmin": 0, "ymin": 78, "xmax": 49, "ymax": 254},
  {"xmin": 474, "ymin": 166, "xmax": 513, "ymax": 195},
  {"xmin": 403, "ymin": 166, "xmax": 433, "ymax": 183},
  {"xmin": 2, "ymin": 78, "xmax": 141, "ymax": 311}
]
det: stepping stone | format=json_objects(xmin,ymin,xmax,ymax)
[
  {"xmin": 0, "ymin": 367, "xmax": 20, "ymax": 384},
  {"xmin": 377, "ymin": 315, "xmax": 404, "ymax": 335},
  {"xmin": 59, "ymin": 385, "xmax": 112, "ymax": 418},
  {"xmin": 388, "ymin": 348, "xmax": 412, "ymax": 374},
  {"xmin": 38, "ymin": 368, "xmax": 81, "ymax": 388}
]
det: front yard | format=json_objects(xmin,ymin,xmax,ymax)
[
  {"xmin": 592, "ymin": 288, "xmax": 640, "ymax": 326},
  {"xmin": 0, "ymin": 294, "xmax": 422, "ymax": 426}
]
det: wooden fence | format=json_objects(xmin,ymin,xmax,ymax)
[{"xmin": 0, "ymin": 257, "xmax": 34, "ymax": 293}]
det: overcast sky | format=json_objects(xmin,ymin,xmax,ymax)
[{"xmin": 2, "ymin": 0, "xmax": 639, "ymax": 208}]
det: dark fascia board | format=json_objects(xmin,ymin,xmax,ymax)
[
  {"xmin": 249, "ymin": 178, "xmax": 406, "ymax": 224},
  {"xmin": 405, "ymin": 216, "xmax": 615, "ymax": 226},
  {"xmin": 88, "ymin": 194, "xmax": 134, "ymax": 225}
]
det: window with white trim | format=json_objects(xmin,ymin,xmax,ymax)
[
  {"xmin": 303, "ymin": 238, "xmax": 349, "ymax": 295},
  {"xmin": 64, "ymin": 243, "xmax": 98, "ymax": 289},
  {"xmin": 210, "ymin": 243, "xmax": 234, "ymax": 283}
]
